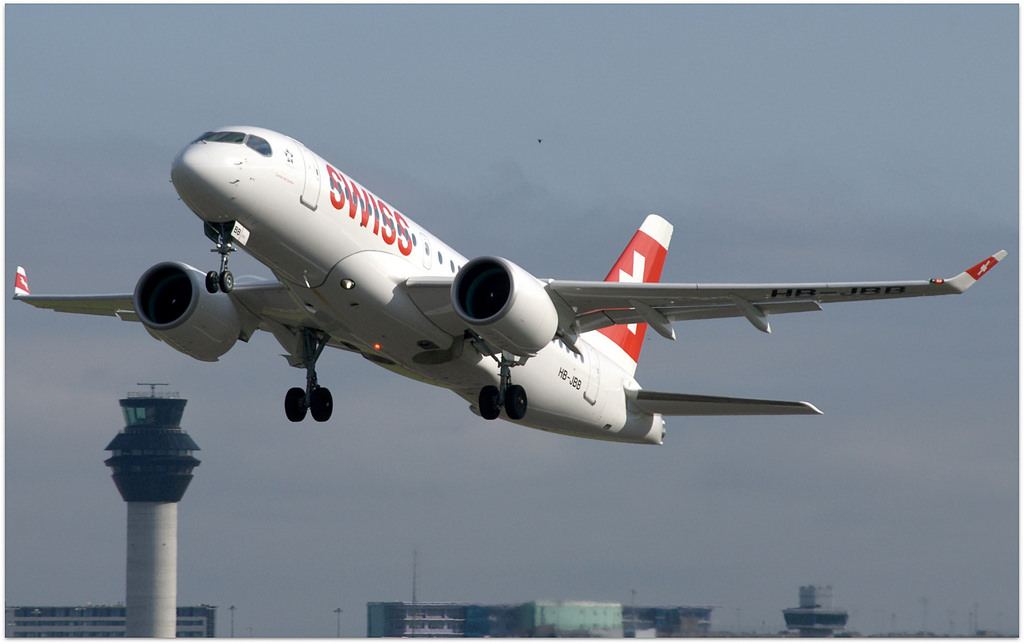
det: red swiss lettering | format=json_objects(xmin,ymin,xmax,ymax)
[{"xmin": 325, "ymin": 163, "xmax": 414, "ymax": 257}]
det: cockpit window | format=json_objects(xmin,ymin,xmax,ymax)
[
  {"xmin": 245, "ymin": 135, "xmax": 272, "ymax": 157},
  {"xmin": 193, "ymin": 131, "xmax": 272, "ymax": 157},
  {"xmin": 202, "ymin": 131, "xmax": 246, "ymax": 144}
]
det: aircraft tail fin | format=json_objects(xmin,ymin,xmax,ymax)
[{"xmin": 595, "ymin": 214, "xmax": 672, "ymax": 376}]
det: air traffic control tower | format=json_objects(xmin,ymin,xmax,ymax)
[
  {"xmin": 104, "ymin": 384, "xmax": 200, "ymax": 637},
  {"xmin": 782, "ymin": 585, "xmax": 849, "ymax": 637}
]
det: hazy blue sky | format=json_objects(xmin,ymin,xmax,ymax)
[{"xmin": 5, "ymin": 4, "xmax": 1017, "ymax": 637}]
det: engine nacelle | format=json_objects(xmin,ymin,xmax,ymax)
[
  {"xmin": 133, "ymin": 262, "xmax": 242, "ymax": 362},
  {"xmin": 451, "ymin": 256, "xmax": 558, "ymax": 357}
]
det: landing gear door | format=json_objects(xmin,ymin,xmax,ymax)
[{"xmin": 296, "ymin": 145, "xmax": 321, "ymax": 211}]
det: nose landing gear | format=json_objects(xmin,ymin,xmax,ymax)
[
  {"xmin": 204, "ymin": 222, "xmax": 236, "ymax": 294},
  {"xmin": 284, "ymin": 329, "xmax": 334, "ymax": 423}
]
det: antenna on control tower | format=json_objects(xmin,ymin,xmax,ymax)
[{"xmin": 137, "ymin": 382, "xmax": 170, "ymax": 397}]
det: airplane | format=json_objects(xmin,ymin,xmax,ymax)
[{"xmin": 13, "ymin": 126, "xmax": 1007, "ymax": 445}]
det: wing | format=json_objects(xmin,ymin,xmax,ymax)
[
  {"xmin": 15, "ymin": 292, "xmax": 140, "ymax": 320},
  {"xmin": 548, "ymin": 251, "xmax": 1008, "ymax": 334},
  {"xmin": 12, "ymin": 266, "xmax": 322, "ymax": 345},
  {"xmin": 630, "ymin": 390, "xmax": 822, "ymax": 416}
]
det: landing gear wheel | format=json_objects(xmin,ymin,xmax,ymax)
[
  {"xmin": 504, "ymin": 384, "xmax": 528, "ymax": 420},
  {"xmin": 219, "ymin": 269, "xmax": 234, "ymax": 293},
  {"xmin": 309, "ymin": 386, "xmax": 333, "ymax": 422},
  {"xmin": 284, "ymin": 328, "xmax": 332, "ymax": 424},
  {"xmin": 205, "ymin": 271, "xmax": 221, "ymax": 294},
  {"xmin": 285, "ymin": 387, "xmax": 308, "ymax": 422},
  {"xmin": 205, "ymin": 222, "xmax": 236, "ymax": 294},
  {"xmin": 479, "ymin": 385, "xmax": 501, "ymax": 420}
]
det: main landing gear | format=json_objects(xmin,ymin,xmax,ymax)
[
  {"xmin": 285, "ymin": 329, "xmax": 334, "ymax": 423},
  {"xmin": 204, "ymin": 222, "xmax": 235, "ymax": 294},
  {"xmin": 476, "ymin": 348, "xmax": 529, "ymax": 422}
]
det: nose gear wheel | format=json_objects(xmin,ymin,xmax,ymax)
[{"xmin": 203, "ymin": 221, "xmax": 236, "ymax": 293}]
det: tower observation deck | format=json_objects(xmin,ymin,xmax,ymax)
[
  {"xmin": 104, "ymin": 386, "xmax": 200, "ymax": 502},
  {"xmin": 782, "ymin": 585, "xmax": 849, "ymax": 637}
]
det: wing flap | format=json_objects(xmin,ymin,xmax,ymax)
[
  {"xmin": 631, "ymin": 389, "xmax": 822, "ymax": 416},
  {"xmin": 576, "ymin": 300, "xmax": 822, "ymax": 333}
]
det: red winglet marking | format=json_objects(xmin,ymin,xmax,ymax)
[
  {"xmin": 966, "ymin": 255, "xmax": 999, "ymax": 280},
  {"xmin": 14, "ymin": 270, "xmax": 29, "ymax": 295}
]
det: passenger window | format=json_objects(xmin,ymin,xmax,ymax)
[{"xmin": 245, "ymin": 135, "xmax": 272, "ymax": 156}]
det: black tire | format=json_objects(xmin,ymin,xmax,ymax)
[
  {"xmin": 309, "ymin": 386, "xmax": 333, "ymax": 422},
  {"xmin": 205, "ymin": 271, "xmax": 220, "ymax": 293},
  {"xmin": 505, "ymin": 385, "xmax": 528, "ymax": 420},
  {"xmin": 285, "ymin": 387, "xmax": 308, "ymax": 422},
  {"xmin": 219, "ymin": 270, "xmax": 234, "ymax": 293},
  {"xmin": 479, "ymin": 385, "xmax": 501, "ymax": 420}
]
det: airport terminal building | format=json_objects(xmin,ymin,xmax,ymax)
[
  {"xmin": 5, "ymin": 605, "xmax": 216, "ymax": 638},
  {"xmin": 367, "ymin": 601, "xmax": 713, "ymax": 637}
]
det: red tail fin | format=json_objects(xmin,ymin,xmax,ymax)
[{"xmin": 597, "ymin": 215, "xmax": 673, "ymax": 368}]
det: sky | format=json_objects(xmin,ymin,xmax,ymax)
[{"xmin": 4, "ymin": 4, "xmax": 1018, "ymax": 637}]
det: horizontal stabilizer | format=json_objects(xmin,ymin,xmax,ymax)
[{"xmin": 630, "ymin": 389, "xmax": 822, "ymax": 416}]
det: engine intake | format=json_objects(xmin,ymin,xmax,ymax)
[
  {"xmin": 134, "ymin": 262, "xmax": 242, "ymax": 362},
  {"xmin": 452, "ymin": 257, "xmax": 558, "ymax": 357}
]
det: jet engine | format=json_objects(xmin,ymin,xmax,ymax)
[
  {"xmin": 451, "ymin": 256, "xmax": 558, "ymax": 357},
  {"xmin": 133, "ymin": 261, "xmax": 243, "ymax": 362}
]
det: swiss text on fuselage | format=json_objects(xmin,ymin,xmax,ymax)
[{"xmin": 326, "ymin": 163, "xmax": 413, "ymax": 256}]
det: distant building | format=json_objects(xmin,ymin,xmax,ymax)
[
  {"xmin": 368, "ymin": 601, "xmax": 713, "ymax": 637},
  {"xmin": 5, "ymin": 605, "xmax": 216, "ymax": 637},
  {"xmin": 782, "ymin": 585, "xmax": 849, "ymax": 637},
  {"xmin": 626, "ymin": 605, "xmax": 714, "ymax": 637}
]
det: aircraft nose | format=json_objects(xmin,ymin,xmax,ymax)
[{"xmin": 170, "ymin": 141, "xmax": 245, "ymax": 222}]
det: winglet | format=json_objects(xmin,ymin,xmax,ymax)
[
  {"xmin": 941, "ymin": 250, "xmax": 1007, "ymax": 293},
  {"xmin": 14, "ymin": 266, "xmax": 30, "ymax": 298}
]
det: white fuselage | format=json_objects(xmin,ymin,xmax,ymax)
[{"xmin": 171, "ymin": 126, "xmax": 664, "ymax": 444}]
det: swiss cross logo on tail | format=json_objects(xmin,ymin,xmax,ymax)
[
  {"xmin": 966, "ymin": 255, "xmax": 1000, "ymax": 281},
  {"xmin": 617, "ymin": 251, "xmax": 647, "ymax": 334},
  {"xmin": 598, "ymin": 215, "xmax": 672, "ymax": 364}
]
